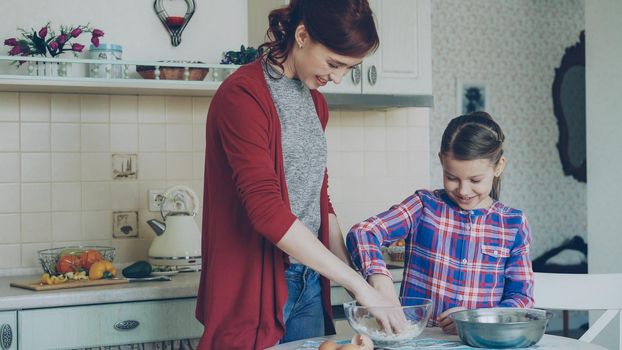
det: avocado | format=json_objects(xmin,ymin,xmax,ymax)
[{"xmin": 122, "ymin": 260, "xmax": 153, "ymax": 278}]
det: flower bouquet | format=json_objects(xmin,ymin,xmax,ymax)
[{"xmin": 4, "ymin": 22, "xmax": 104, "ymax": 59}]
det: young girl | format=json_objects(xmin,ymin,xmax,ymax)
[{"xmin": 346, "ymin": 111, "xmax": 534, "ymax": 334}]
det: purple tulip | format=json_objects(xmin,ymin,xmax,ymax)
[
  {"xmin": 91, "ymin": 29, "xmax": 104, "ymax": 38},
  {"xmin": 38, "ymin": 26, "xmax": 48, "ymax": 39},
  {"xmin": 57, "ymin": 34, "xmax": 67, "ymax": 45},
  {"xmin": 91, "ymin": 36, "xmax": 100, "ymax": 47},
  {"xmin": 4, "ymin": 38, "xmax": 18, "ymax": 46},
  {"xmin": 71, "ymin": 27, "xmax": 82, "ymax": 38},
  {"xmin": 71, "ymin": 43, "xmax": 85, "ymax": 52},
  {"xmin": 48, "ymin": 41, "xmax": 59, "ymax": 51},
  {"xmin": 8, "ymin": 45, "xmax": 21, "ymax": 55}
]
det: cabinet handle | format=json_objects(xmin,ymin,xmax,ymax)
[
  {"xmin": 114, "ymin": 320, "xmax": 140, "ymax": 331},
  {"xmin": 367, "ymin": 65, "xmax": 377, "ymax": 86},
  {"xmin": 351, "ymin": 65, "xmax": 361, "ymax": 85},
  {"xmin": 0, "ymin": 324, "xmax": 12, "ymax": 350}
]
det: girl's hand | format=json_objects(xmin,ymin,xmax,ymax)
[
  {"xmin": 367, "ymin": 273, "xmax": 401, "ymax": 306},
  {"xmin": 438, "ymin": 306, "xmax": 467, "ymax": 334}
]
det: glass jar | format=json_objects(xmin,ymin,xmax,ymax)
[{"xmin": 88, "ymin": 43, "xmax": 123, "ymax": 79}]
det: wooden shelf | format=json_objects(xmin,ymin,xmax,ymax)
[
  {"xmin": 0, "ymin": 56, "xmax": 236, "ymax": 97},
  {"xmin": 0, "ymin": 75, "xmax": 223, "ymax": 96}
]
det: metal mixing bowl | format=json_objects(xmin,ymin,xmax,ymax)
[{"xmin": 449, "ymin": 308, "xmax": 552, "ymax": 348}]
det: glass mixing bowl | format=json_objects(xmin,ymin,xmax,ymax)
[{"xmin": 343, "ymin": 297, "xmax": 433, "ymax": 347}]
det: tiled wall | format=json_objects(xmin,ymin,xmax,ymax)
[{"xmin": 0, "ymin": 91, "xmax": 430, "ymax": 273}]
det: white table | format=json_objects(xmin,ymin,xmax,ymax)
[{"xmin": 267, "ymin": 327, "xmax": 607, "ymax": 349}]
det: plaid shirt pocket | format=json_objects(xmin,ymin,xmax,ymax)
[{"xmin": 481, "ymin": 245, "xmax": 510, "ymax": 258}]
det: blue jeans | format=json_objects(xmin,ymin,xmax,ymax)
[{"xmin": 280, "ymin": 264, "xmax": 325, "ymax": 343}]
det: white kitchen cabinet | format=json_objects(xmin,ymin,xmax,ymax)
[
  {"xmin": 321, "ymin": 0, "xmax": 432, "ymax": 95},
  {"xmin": 0, "ymin": 311, "xmax": 17, "ymax": 350},
  {"xmin": 248, "ymin": 0, "xmax": 431, "ymax": 96},
  {"xmin": 18, "ymin": 298, "xmax": 202, "ymax": 349}
]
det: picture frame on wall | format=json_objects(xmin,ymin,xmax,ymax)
[{"xmin": 456, "ymin": 79, "xmax": 488, "ymax": 115}]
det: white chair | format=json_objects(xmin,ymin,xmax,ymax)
[{"xmin": 534, "ymin": 272, "xmax": 622, "ymax": 349}]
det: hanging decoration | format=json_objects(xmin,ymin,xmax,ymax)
[{"xmin": 153, "ymin": 0, "xmax": 196, "ymax": 47}]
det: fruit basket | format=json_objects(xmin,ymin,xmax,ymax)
[
  {"xmin": 387, "ymin": 239, "xmax": 406, "ymax": 262},
  {"xmin": 136, "ymin": 60, "xmax": 209, "ymax": 81},
  {"xmin": 38, "ymin": 246, "xmax": 116, "ymax": 275}
]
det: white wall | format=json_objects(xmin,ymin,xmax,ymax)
[
  {"xmin": 0, "ymin": 0, "xmax": 246, "ymax": 63},
  {"xmin": 585, "ymin": 1, "xmax": 622, "ymax": 348}
]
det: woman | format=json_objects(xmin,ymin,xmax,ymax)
[{"xmin": 196, "ymin": 1, "xmax": 404, "ymax": 349}]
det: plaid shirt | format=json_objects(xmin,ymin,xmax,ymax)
[{"xmin": 346, "ymin": 189, "xmax": 534, "ymax": 325}]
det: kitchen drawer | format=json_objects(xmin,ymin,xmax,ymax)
[
  {"xmin": 0, "ymin": 311, "xmax": 17, "ymax": 350},
  {"xmin": 19, "ymin": 298, "xmax": 203, "ymax": 349}
]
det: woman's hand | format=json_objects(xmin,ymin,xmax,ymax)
[
  {"xmin": 353, "ymin": 281, "xmax": 407, "ymax": 335},
  {"xmin": 438, "ymin": 306, "xmax": 467, "ymax": 334}
]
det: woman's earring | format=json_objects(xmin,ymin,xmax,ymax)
[{"xmin": 299, "ymin": 43, "xmax": 304, "ymax": 49}]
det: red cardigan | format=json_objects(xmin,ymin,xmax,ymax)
[{"xmin": 196, "ymin": 60, "xmax": 336, "ymax": 349}]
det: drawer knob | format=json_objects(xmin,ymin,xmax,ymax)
[
  {"xmin": 367, "ymin": 65, "xmax": 377, "ymax": 86},
  {"xmin": 0, "ymin": 324, "xmax": 12, "ymax": 350},
  {"xmin": 351, "ymin": 65, "xmax": 361, "ymax": 85},
  {"xmin": 114, "ymin": 320, "xmax": 140, "ymax": 331}
]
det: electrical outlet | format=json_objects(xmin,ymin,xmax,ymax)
[{"xmin": 148, "ymin": 190, "xmax": 165, "ymax": 212}]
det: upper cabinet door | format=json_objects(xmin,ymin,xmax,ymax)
[
  {"xmin": 248, "ymin": 0, "xmax": 431, "ymax": 96},
  {"xmin": 364, "ymin": 0, "xmax": 432, "ymax": 95}
]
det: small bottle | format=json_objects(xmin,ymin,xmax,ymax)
[{"xmin": 88, "ymin": 43, "xmax": 123, "ymax": 79}]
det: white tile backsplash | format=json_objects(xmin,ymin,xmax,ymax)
[
  {"xmin": 167, "ymin": 124, "xmax": 194, "ymax": 152},
  {"xmin": 166, "ymin": 96, "xmax": 193, "ymax": 123},
  {"xmin": 0, "ymin": 92, "xmax": 19, "ymax": 121},
  {"xmin": 0, "ymin": 245, "xmax": 21, "ymax": 268},
  {"xmin": 0, "ymin": 91, "xmax": 430, "ymax": 271},
  {"xmin": 110, "ymin": 182, "xmax": 139, "ymax": 210},
  {"xmin": 0, "ymin": 122, "xmax": 20, "ymax": 152},
  {"xmin": 20, "ymin": 123, "xmax": 50, "ymax": 152},
  {"xmin": 80, "ymin": 95, "xmax": 110, "ymax": 122},
  {"xmin": 21, "ymin": 212, "xmax": 52, "ymax": 243},
  {"xmin": 51, "ymin": 123, "xmax": 81, "ymax": 152},
  {"xmin": 51, "ymin": 182, "xmax": 82, "ymax": 211},
  {"xmin": 166, "ymin": 153, "xmax": 194, "ymax": 180},
  {"xmin": 20, "ymin": 93, "xmax": 51, "ymax": 122},
  {"xmin": 82, "ymin": 210, "xmax": 112, "ymax": 240},
  {"xmin": 138, "ymin": 96, "xmax": 166, "ymax": 123},
  {"xmin": 51, "ymin": 94, "xmax": 81, "ymax": 122},
  {"xmin": 81, "ymin": 124, "xmax": 110, "ymax": 152},
  {"xmin": 21, "ymin": 182, "xmax": 51, "ymax": 212},
  {"xmin": 138, "ymin": 153, "xmax": 166, "ymax": 180},
  {"xmin": 110, "ymin": 124, "xmax": 138, "ymax": 152},
  {"xmin": 139, "ymin": 124, "xmax": 166, "ymax": 152},
  {"xmin": 0, "ymin": 153, "xmax": 20, "ymax": 182},
  {"xmin": 81, "ymin": 153, "xmax": 111, "ymax": 181},
  {"xmin": 52, "ymin": 211, "xmax": 82, "ymax": 242},
  {"xmin": 21, "ymin": 153, "xmax": 51, "ymax": 182},
  {"xmin": 0, "ymin": 214, "xmax": 20, "ymax": 244},
  {"xmin": 52, "ymin": 153, "xmax": 81, "ymax": 182},
  {"xmin": 21, "ymin": 242, "xmax": 50, "ymax": 267},
  {"xmin": 0, "ymin": 184, "xmax": 20, "ymax": 213},
  {"xmin": 192, "ymin": 97, "xmax": 210, "ymax": 124},
  {"xmin": 82, "ymin": 182, "xmax": 111, "ymax": 210},
  {"xmin": 110, "ymin": 95, "xmax": 138, "ymax": 123}
]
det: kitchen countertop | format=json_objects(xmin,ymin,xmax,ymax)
[
  {"xmin": 0, "ymin": 263, "xmax": 404, "ymax": 311},
  {"xmin": 0, "ymin": 272, "xmax": 201, "ymax": 311}
]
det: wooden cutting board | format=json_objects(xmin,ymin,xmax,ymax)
[{"xmin": 10, "ymin": 278, "xmax": 129, "ymax": 291}]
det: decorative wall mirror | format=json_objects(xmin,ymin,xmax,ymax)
[
  {"xmin": 154, "ymin": 0, "xmax": 196, "ymax": 47},
  {"xmin": 552, "ymin": 31, "xmax": 586, "ymax": 183}
]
